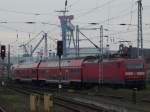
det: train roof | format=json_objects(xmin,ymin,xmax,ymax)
[
  {"xmin": 39, "ymin": 58, "xmax": 84, "ymax": 68},
  {"xmin": 12, "ymin": 62, "xmax": 39, "ymax": 69},
  {"xmin": 12, "ymin": 56, "xmax": 145, "ymax": 69}
]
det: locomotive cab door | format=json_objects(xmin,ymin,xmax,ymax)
[{"xmin": 64, "ymin": 69, "xmax": 69, "ymax": 83}]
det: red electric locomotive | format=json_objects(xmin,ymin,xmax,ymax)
[
  {"xmin": 82, "ymin": 57, "xmax": 146, "ymax": 88},
  {"xmin": 11, "ymin": 56, "xmax": 146, "ymax": 88}
]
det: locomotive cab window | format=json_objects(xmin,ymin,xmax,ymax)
[{"xmin": 126, "ymin": 61, "xmax": 144, "ymax": 69}]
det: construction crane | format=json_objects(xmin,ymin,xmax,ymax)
[
  {"xmin": 19, "ymin": 44, "xmax": 30, "ymax": 57},
  {"xmin": 19, "ymin": 32, "xmax": 48, "ymax": 58},
  {"xmin": 19, "ymin": 31, "xmax": 45, "ymax": 57}
]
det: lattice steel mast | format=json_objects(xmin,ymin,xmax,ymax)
[{"xmin": 137, "ymin": 0, "xmax": 143, "ymax": 57}]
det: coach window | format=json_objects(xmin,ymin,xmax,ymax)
[
  {"xmin": 117, "ymin": 62, "xmax": 121, "ymax": 68},
  {"xmin": 76, "ymin": 69, "xmax": 80, "ymax": 74},
  {"xmin": 26, "ymin": 70, "xmax": 28, "ymax": 74},
  {"xmin": 32, "ymin": 69, "xmax": 36, "ymax": 73},
  {"xmin": 41, "ymin": 69, "xmax": 46, "ymax": 74},
  {"xmin": 29, "ymin": 69, "xmax": 31, "ymax": 74},
  {"xmin": 72, "ymin": 68, "xmax": 80, "ymax": 75},
  {"xmin": 18, "ymin": 70, "xmax": 20, "ymax": 74},
  {"xmin": 46, "ymin": 69, "xmax": 49, "ymax": 74},
  {"xmin": 17, "ymin": 70, "xmax": 19, "ymax": 73},
  {"xmin": 16, "ymin": 70, "xmax": 19, "ymax": 74}
]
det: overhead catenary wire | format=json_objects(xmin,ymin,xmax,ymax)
[
  {"xmin": 68, "ymin": 0, "xmax": 81, "ymax": 9},
  {"xmin": 19, "ymin": 31, "xmax": 59, "ymax": 51},
  {"xmin": 106, "ymin": 28, "xmax": 150, "ymax": 39},
  {"xmin": 79, "ymin": 30, "xmax": 99, "ymax": 49},
  {"xmin": 80, "ymin": 26, "xmax": 150, "ymax": 45},
  {"xmin": 98, "ymin": 8, "xmax": 137, "ymax": 25},
  {"xmin": 24, "ymin": 31, "xmax": 45, "ymax": 46},
  {"xmin": 0, "ymin": 24, "xmax": 36, "ymax": 34},
  {"xmin": 0, "ymin": 21, "xmax": 60, "ymax": 26},
  {"xmin": 75, "ymin": 4, "xmax": 137, "ymax": 27},
  {"xmin": 1, "ymin": 0, "xmax": 150, "ymax": 51},
  {"xmin": 127, "ymin": 0, "xmax": 135, "ymax": 30},
  {"xmin": 0, "ymin": 21, "xmax": 61, "ymax": 37},
  {"xmin": 76, "ymin": 0, "xmax": 117, "ymax": 19},
  {"xmin": 0, "ymin": 8, "xmax": 53, "ymax": 16},
  {"xmin": 47, "ymin": 36, "xmax": 58, "ymax": 43}
]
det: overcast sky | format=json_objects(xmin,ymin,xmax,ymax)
[{"xmin": 0, "ymin": 0, "xmax": 150, "ymax": 54}]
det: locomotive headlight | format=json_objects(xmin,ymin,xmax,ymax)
[
  {"xmin": 137, "ymin": 72, "xmax": 144, "ymax": 75},
  {"xmin": 125, "ymin": 72, "xmax": 133, "ymax": 76}
]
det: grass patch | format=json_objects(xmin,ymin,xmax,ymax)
[
  {"xmin": 146, "ymin": 84, "xmax": 150, "ymax": 90},
  {"xmin": 0, "ymin": 87, "xmax": 30, "ymax": 112},
  {"xmin": 0, "ymin": 95, "xmax": 20, "ymax": 102}
]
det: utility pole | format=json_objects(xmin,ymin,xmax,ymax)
[
  {"xmin": 76, "ymin": 25, "xmax": 80, "ymax": 57},
  {"xmin": 44, "ymin": 33, "xmax": 48, "ymax": 58},
  {"xmin": 7, "ymin": 44, "xmax": 10, "ymax": 79},
  {"xmin": 100, "ymin": 25, "xmax": 103, "ymax": 62},
  {"xmin": 137, "ymin": 0, "xmax": 143, "ymax": 57},
  {"xmin": 99, "ymin": 25, "xmax": 104, "ymax": 86}
]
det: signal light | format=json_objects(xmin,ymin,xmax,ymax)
[
  {"xmin": 1, "ymin": 45, "xmax": 6, "ymax": 60},
  {"xmin": 57, "ymin": 41, "xmax": 63, "ymax": 57}
]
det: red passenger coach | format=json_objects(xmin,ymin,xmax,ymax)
[
  {"xmin": 11, "ymin": 63, "xmax": 39, "ymax": 81},
  {"xmin": 37, "ymin": 59, "xmax": 84, "ymax": 84},
  {"xmin": 11, "ymin": 56, "xmax": 146, "ymax": 88}
]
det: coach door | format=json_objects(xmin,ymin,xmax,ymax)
[{"xmin": 64, "ymin": 69, "xmax": 69, "ymax": 82}]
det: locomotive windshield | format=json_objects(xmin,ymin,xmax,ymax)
[{"xmin": 126, "ymin": 61, "xmax": 144, "ymax": 69}]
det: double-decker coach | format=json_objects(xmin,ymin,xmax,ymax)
[{"xmin": 11, "ymin": 56, "xmax": 146, "ymax": 88}]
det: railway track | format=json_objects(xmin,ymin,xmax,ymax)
[
  {"xmin": 6, "ymin": 83, "xmax": 150, "ymax": 112},
  {"xmin": 56, "ymin": 97, "xmax": 107, "ymax": 112},
  {"xmin": 7, "ymin": 84, "xmax": 116, "ymax": 112},
  {"xmin": 55, "ymin": 96, "xmax": 114, "ymax": 112},
  {"xmin": 7, "ymin": 83, "xmax": 150, "ymax": 104},
  {"xmin": 0, "ymin": 106, "xmax": 6, "ymax": 112}
]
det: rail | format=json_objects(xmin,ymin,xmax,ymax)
[
  {"xmin": 55, "ymin": 96, "xmax": 114, "ymax": 112},
  {"xmin": 7, "ymin": 84, "xmax": 116, "ymax": 112},
  {"xmin": 7, "ymin": 83, "xmax": 150, "ymax": 104},
  {"xmin": 0, "ymin": 106, "xmax": 6, "ymax": 112}
]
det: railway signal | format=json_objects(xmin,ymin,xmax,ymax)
[
  {"xmin": 1, "ymin": 45, "xmax": 6, "ymax": 60},
  {"xmin": 57, "ymin": 40, "xmax": 63, "ymax": 91},
  {"xmin": 57, "ymin": 41, "xmax": 63, "ymax": 57}
]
